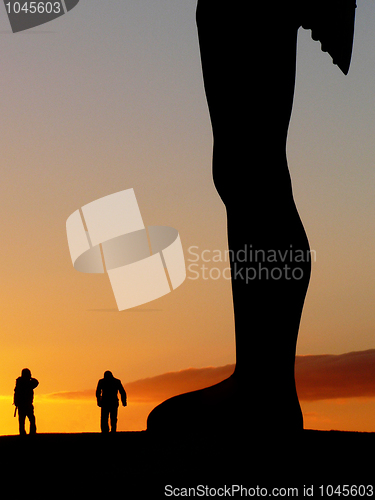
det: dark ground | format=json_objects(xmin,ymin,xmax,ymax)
[{"xmin": 0, "ymin": 429, "xmax": 373, "ymax": 498}]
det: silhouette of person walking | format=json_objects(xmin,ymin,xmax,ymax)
[
  {"xmin": 96, "ymin": 371, "xmax": 127, "ymax": 433},
  {"xmin": 13, "ymin": 368, "xmax": 39, "ymax": 436},
  {"xmin": 147, "ymin": 0, "xmax": 356, "ymax": 437}
]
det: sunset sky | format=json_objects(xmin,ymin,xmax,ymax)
[{"xmin": 0, "ymin": 0, "xmax": 375, "ymax": 436}]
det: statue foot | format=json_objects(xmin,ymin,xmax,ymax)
[{"xmin": 147, "ymin": 371, "xmax": 303, "ymax": 440}]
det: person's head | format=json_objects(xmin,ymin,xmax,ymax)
[
  {"xmin": 21, "ymin": 368, "xmax": 31, "ymax": 379},
  {"xmin": 104, "ymin": 370, "xmax": 113, "ymax": 380}
]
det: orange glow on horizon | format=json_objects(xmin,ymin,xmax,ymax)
[
  {"xmin": 2, "ymin": 395, "xmax": 374, "ymax": 436},
  {"xmin": 2, "ymin": 355, "xmax": 375, "ymax": 436}
]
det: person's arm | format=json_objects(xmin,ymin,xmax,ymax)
[
  {"xmin": 13, "ymin": 380, "xmax": 18, "ymax": 407},
  {"xmin": 95, "ymin": 380, "xmax": 102, "ymax": 407},
  {"xmin": 118, "ymin": 381, "xmax": 127, "ymax": 407},
  {"xmin": 30, "ymin": 378, "xmax": 39, "ymax": 389}
]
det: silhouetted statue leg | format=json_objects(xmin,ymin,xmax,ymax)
[{"xmin": 148, "ymin": 1, "xmax": 310, "ymax": 439}]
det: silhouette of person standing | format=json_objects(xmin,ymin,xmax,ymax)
[
  {"xmin": 96, "ymin": 371, "xmax": 127, "ymax": 433},
  {"xmin": 13, "ymin": 368, "xmax": 39, "ymax": 436}
]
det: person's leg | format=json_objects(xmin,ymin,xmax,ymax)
[
  {"xmin": 27, "ymin": 405, "xmax": 37, "ymax": 434},
  {"xmin": 18, "ymin": 409, "xmax": 26, "ymax": 436},
  {"xmin": 110, "ymin": 406, "xmax": 118, "ymax": 433},
  {"xmin": 101, "ymin": 407, "xmax": 110, "ymax": 433}
]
